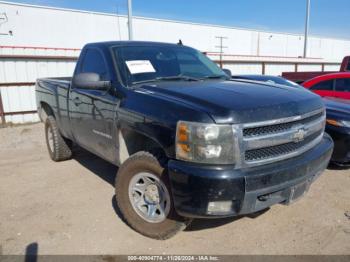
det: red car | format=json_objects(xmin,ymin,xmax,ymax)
[{"xmin": 302, "ymin": 72, "xmax": 350, "ymax": 100}]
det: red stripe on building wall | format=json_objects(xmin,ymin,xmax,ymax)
[
  {"xmin": 0, "ymin": 54, "xmax": 78, "ymax": 60},
  {"xmin": 0, "ymin": 45, "xmax": 81, "ymax": 51},
  {"xmin": 206, "ymin": 52, "xmax": 323, "ymax": 60}
]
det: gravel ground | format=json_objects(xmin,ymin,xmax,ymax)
[{"xmin": 0, "ymin": 123, "xmax": 349, "ymax": 255}]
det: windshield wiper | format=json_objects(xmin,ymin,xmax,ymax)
[
  {"xmin": 132, "ymin": 75, "xmax": 199, "ymax": 85},
  {"xmin": 156, "ymin": 75, "xmax": 200, "ymax": 81},
  {"xmin": 201, "ymin": 74, "xmax": 228, "ymax": 80}
]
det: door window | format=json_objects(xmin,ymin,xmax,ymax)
[
  {"xmin": 335, "ymin": 78, "xmax": 350, "ymax": 92},
  {"xmin": 81, "ymin": 49, "xmax": 109, "ymax": 80},
  {"xmin": 310, "ymin": 80, "xmax": 334, "ymax": 91}
]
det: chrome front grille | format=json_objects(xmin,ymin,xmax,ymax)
[
  {"xmin": 233, "ymin": 108, "xmax": 326, "ymax": 168},
  {"xmin": 245, "ymin": 130, "xmax": 322, "ymax": 162},
  {"xmin": 243, "ymin": 112, "xmax": 324, "ymax": 137}
]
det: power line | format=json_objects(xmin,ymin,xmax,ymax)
[{"xmin": 215, "ymin": 36, "xmax": 228, "ymax": 68}]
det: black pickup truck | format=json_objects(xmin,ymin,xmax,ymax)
[
  {"xmin": 36, "ymin": 41, "xmax": 333, "ymax": 239},
  {"xmin": 324, "ymin": 98, "xmax": 350, "ymax": 165}
]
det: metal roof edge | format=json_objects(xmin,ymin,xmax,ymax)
[{"xmin": 1, "ymin": 1, "xmax": 350, "ymax": 42}]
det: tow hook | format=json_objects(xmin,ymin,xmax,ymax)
[{"xmin": 258, "ymin": 194, "xmax": 271, "ymax": 202}]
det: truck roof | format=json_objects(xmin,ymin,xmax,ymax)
[{"xmin": 84, "ymin": 41, "xmax": 186, "ymax": 49}]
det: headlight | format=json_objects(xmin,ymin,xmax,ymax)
[
  {"xmin": 176, "ymin": 121, "xmax": 235, "ymax": 164},
  {"xmin": 326, "ymin": 119, "xmax": 350, "ymax": 128}
]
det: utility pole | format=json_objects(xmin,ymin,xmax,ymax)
[
  {"xmin": 215, "ymin": 36, "xmax": 228, "ymax": 68},
  {"xmin": 127, "ymin": 0, "xmax": 133, "ymax": 40},
  {"xmin": 303, "ymin": 0, "xmax": 311, "ymax": 58}
]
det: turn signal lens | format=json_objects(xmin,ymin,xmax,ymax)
[
  {"xmin": 326, "ymin": 119, "xmax": 340, "ymax": 126},
  {"xmin": 178, "ymin": 123, "xmax": 189, "ymax": 142},
  {"xmin": 178, "ymin": 123, "xmax": 188, "ymax": 132},
  {"xmin": 326, "ymin": 119, "xmax": 350, "ymax": 128},
  {"xmin": 179, "ymin": 143, "xmax": 190, "ymax": 152},
  {"xmin": 176, "ymin": 123, "xmax": 191, "ymax": 159},
  {"xmin": 176, "ymin": 143, "xmax": 191, "ymax": 159}
]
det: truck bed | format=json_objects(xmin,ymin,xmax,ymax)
[
  {"xmin": 38, "ymin": 77, "xmax": 72, "ymax": 83},
  {"xmin": 36, "ymin": 77, "xmax": 72, "ymax": 138}
]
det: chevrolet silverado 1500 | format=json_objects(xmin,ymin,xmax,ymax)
[{"xmin": 36, "ymin": 41, "xmax": 333, "ymax": 239}]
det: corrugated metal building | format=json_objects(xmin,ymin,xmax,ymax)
[{"xmin": 0, "ymin": 1, "xmax": 349, "ymax": 124}]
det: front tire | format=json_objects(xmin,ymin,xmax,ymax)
[
  {"xmin": 115, "ymin": 151, "xmax": 190, "ymax": 239},
  {"xmin": 45, "ymin": 116, "xmax": 72, "ymax": 161}
]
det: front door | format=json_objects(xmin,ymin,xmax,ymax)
[{"xmin": 68, "ymin": 48, "xmax": 119, "ymax": 162}]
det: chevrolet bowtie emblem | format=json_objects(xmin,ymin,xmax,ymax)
[{"xmin": 293, "ymin": 128, "xmax": 306, "ymax": 142}]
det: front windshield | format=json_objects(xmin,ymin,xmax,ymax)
[{"xmin": 113, "ymin": 45, "xmax": 227, "ymax": 86}]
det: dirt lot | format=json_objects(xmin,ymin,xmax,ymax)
[{"xmin": 0, "ymin": 123, "xmax": 349, "ymax": 255}]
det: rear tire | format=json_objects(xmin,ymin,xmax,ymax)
[
  {"xmin": 115, "ymin": 151, "xmax": 191, "ymax": 239},
  {"xmin": 45, "ymin": 116, "xmax": 72, "ymax": 161}
]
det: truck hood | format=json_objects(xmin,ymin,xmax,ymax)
[{"xmin": 137, "ymin": 80, "xmax": 324, "ymax": 124}]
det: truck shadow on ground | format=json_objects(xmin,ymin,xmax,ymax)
[
  {"xmin": 72, "ymin": 146, "xmax": 269, "ymax": 232},
  {"xmin": 72, "ymin": 146, "xmax": 118, "ymax": 186}
]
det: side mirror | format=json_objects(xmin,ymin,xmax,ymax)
[
  {"xmin": 222, "ymin": 68, "xmax": 232, "ymax": 78},
  {"xmin": 72, "ymin": 72, "xmax": 111, "ymax": 90}
]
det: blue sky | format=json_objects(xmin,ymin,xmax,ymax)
[{"xmin": 7, "ymin": 0, "xmax": 350, "ymax": 39}]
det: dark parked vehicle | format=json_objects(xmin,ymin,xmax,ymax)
[
  {"xmin": 231, "ymin": 74, "xmax": 303, "ymax": 88},
  {"xmin": 36, "ymin": 41, "xmax": 333, "ymax": 239},
  {"xmin": 324, "ymin": 98, "xmax": 350, "ymax": 165}
]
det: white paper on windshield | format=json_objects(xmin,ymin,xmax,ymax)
[{"xmin": 125, "ymin": 60, "xmax": 156, "ymax": 74}]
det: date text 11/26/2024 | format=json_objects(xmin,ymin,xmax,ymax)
[{"xmin": 127, "ymin": 256, "xmax": 220, "ymax": 261}]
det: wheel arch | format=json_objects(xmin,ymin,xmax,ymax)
[
  {"xmin": 118, "ymin": 127, "xmax": 170, "ymax": 165},
  {"xmin": 39, "ymin": 101, "xmax": 55, "ymax": 122}
]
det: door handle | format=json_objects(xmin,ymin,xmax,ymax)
[{"xmin": 73, "ymin": 97, "xmax": 82, "ymax": 106}]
